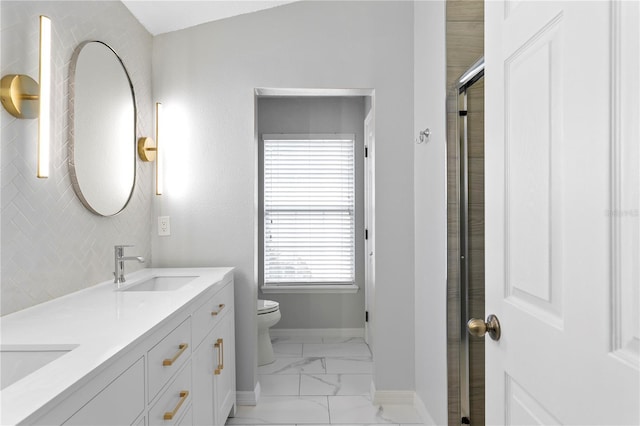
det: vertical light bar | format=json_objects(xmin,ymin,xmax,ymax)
[
  {"xmin": 155, "ymin": 102, "xmax": 163, "ymax": 195},
  {"xmin": 37, "ymin": 15, "xmax": 51, "ymax": 178}
]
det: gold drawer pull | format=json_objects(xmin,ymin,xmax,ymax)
[
  {"xmin": 211, "ymin": 303, "xmax": 225, "ymax": 316},
  {"xmin": 220, "ymin": 338, "xmax": 224, "ymax": 371},
  {"xmin": 164, "ymin": 390, "xmax": 189, "ymax": 420},
  {"xmin": 163, "ymin": 343, "xmax": 188, "ymax": 366},
  {"xmin": 214, "ymin": 338, "xmax": 223, "ymax": 375}
]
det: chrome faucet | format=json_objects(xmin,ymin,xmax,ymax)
[{"xmin": 114, "ymin": 245, "xmax": 145, "ymax": 285}]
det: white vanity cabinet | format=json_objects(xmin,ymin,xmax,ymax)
[
  {"xmin": 148, "ymin": 359, "xmax": 193, "ymax": 426},
  {"xmin": 62, "ymin": 357, "xmax": 146, "ymax": 425},
  {"xmin": 192, "ymin": 280, "xmax": 236, "ymax": 426},
  {"xmin": 39, "ymin": 314, "xmax": 195, "ymax": 426},
  {"xmin": 148, "ymin": 318, "xmax": 192, "ymax": 404},
  {"xmin": 6, "ymin": 269, "xmax": 236, "ymax": 426},
  {"xmin": 215, "ymin": 313, "xmax": 236, "ymax": 425}
]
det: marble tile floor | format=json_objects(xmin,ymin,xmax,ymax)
[{"xmin": 226, "ymin": 336, "xmax": 423, "ymax": 425}]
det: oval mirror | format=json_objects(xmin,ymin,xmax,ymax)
[{"xmin": 69, "ymin": 41, "xmax": 136, "ymax": 216}]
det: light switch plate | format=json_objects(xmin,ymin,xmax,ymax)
[{"xmin": 158, "ymin": 216, "xmax": 170, "ymax": 236}]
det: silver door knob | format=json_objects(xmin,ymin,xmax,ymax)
[{"xmin": 467, "ymin": 314, "xmax": 501, "ymax": 341}]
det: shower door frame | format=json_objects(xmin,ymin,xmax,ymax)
[{"xmin": 449, "ymin": 57, "xmax": 485, "ymax": 425}]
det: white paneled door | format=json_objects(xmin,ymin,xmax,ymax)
[{"xmin": 485, "ymin": 1, "xmax": 639, "ymax": 424}]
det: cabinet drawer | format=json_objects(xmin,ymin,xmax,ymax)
[
  {"xmin": 177, "ymin": 404, "xmax": 193, "ymax": 426},
  {"xmin": 148, "ymin": 318, "xmax": 191, "ymax": 402},
  {"xmin": 192, "ymin": 282, "xmax": 233, "ymax": 347},
  {"xmin": 63, "ymin": 357, "xmax": 144, "ymax": 425},
  {"xmin": 149, "ymin": 361, "xmax": 192, "ymax": 426}
]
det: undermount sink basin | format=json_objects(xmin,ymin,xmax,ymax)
[
  {"xmin": 0, "ymin": 344, "xmax": 78, "ymax": 390},
  {"xmin": 119, "ymin": 276, "xmax": 197, "ymax": 292}
]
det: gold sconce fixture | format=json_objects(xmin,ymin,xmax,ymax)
[
  {"xmin": 137, "ymin": 102, "xmax": 163, "ymax": 195},
  {"xmin": 137, "ymin": 137, "xmax": 156, "ymax": 161},
  {"xmin": 1, "ymin": 15, "xmax": 52, "ymax": 178}
]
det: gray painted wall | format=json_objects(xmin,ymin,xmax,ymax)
[
  {"xmin": 413, "ymin": 1, "xmax": 448, "ymax": 424},
  {"xmin": 152, "ymin": 0, "xmax": 415, "ymax": 394},
  {"xmin": 257, "ymin": 97, "xmax": 366, "ymax": 330},
  {"xmin": 1, "ymin": 1, "xmax": 153, "ymax": 316}
]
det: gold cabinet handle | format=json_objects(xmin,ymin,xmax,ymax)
[
  {"xmin": 163, "ymin": 343, "xmax": 188, "ymax": 366},
  {"xmin": 211, "ymin": 303, "xmax": 225, "ymax": 316},
  {"xmin": 163, "ymin": 390, "xmax": 189, "ymax": 420},
  {"xmin": 214, "ymin": 338, "xmax": 223, "ymax": 375},
  {"xmin": 220, "ymin": 338, "xmax": 224, "ymax": 371}
]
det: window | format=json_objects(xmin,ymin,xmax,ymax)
[{"xmin": 263, "ymin": 134, "xmax": 355, "ymax": 286}]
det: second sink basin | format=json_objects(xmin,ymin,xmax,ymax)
[
  {"xmin": 119, "ymin": 276, "xmax": 197, "ymax": 292},
  {"xmin": 1, "ymin": 344, "xmax": 78, "ymax": 390}
]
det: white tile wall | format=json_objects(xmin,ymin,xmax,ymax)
[{"xmin": 1, "ymin": 1, "xmax": 153, "ymax": 315}]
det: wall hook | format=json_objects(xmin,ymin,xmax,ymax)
[{"xmin": 417, "ymin": 128, "xmax": 431, "ymax": 144}]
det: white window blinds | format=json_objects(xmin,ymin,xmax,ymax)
[{"xmin": 263, "ymin": 134, "xmax": 355, "ymax": 285}]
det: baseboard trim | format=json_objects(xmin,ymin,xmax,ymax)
[
  {"xmin": 413, "ymin": 393, "xmax": 438, "ymax": 425},
  {"xmin": 372, "ymin": 390, "xmax": 415, "ymax": 405},
  {"xmin": 269, "ymin": 328, "xmax": 364, "ymax": 338},
  {"xmin": 236, "ymin": 381, "xmax": 261, "ymax": 406},
  {"xmin": 371, "ymin": 381, "xmax": 439, "ymax": 424},
  {"xmin": 371, "ymin": 381, "xmax": 438, "ymax": 424},
  {"xmin": 370, "ymin": 379, "xmax": 414, "ymax": 405}
]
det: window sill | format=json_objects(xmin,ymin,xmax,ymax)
[{"xmin": 261, "ymin": 284, "xmax": 359, "ymax": 294}]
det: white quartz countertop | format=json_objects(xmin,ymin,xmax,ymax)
[{"xmin": 0, "ymin": 267, "xmax": 234, "ymax": 425}]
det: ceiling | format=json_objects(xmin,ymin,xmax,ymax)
[{"xmin": 121, "ymin": 0, "xmax": 299, "ymax": 36}]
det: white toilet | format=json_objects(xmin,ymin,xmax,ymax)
[{"xmin": 257, "ymin": 299, "xmax": 281, "ymax": 366}]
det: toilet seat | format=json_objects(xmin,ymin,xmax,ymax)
[{"xmin": 257, "ymin": 299, "xmax": 279, "ymax": 315}]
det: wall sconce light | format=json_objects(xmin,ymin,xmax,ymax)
[
  {"xmin": 137, "ymin": 137, "xmax": 156, "ymax": 161},
  {"xmin": 137, "ymin": 102, "xmax": 163, "ymax": 195},
  {"xmin": 0, "ymin": 15, "xmax": 52, "ymax": 178}
]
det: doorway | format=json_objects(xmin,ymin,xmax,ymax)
[{"xmin": 254, "ymin": 88, "xmax": 376, "ymax": 343}]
